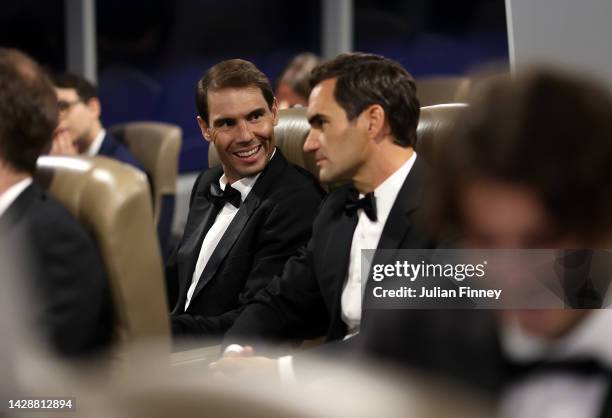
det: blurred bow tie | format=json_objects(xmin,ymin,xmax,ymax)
[
  {"xmin": 508, "ymin": 357, "xmax": 610, "ymax": 382},
  {"xmin": 209, "ymin": 181, "xmax": 241, "ymax": 209},
  {"xmin": 345, "ymin": 190, "xmax": 377, "ymax": 221}
]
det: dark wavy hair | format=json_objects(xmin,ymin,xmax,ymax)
[
  {"xmin": 309, "ymin": 52, "xmax": 420, "ymax": 148},
  {"xmin": 51, "ymin": 71, "xmax": 98, "ymax": 101}
]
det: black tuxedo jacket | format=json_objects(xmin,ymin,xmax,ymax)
[
  {"xmin": 224, "ymin": 156, "xmax": 440, "ymax": 348},
  {"xmin": 166, "ymin": 150, "xmax": 324, "ymax": 337},
  {"xmin": 0, "ymin": 183, "xmax": 113, "ymax": 358}
]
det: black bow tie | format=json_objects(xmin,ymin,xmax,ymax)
[
  {"xmin": 507, "ymin": 357, "xmax": 611, "ymax": 382},
  {"xmin": 345, "ymin": 190, "xmax": 377, "ymax": 221},
  {"xmin": 209, "ymin": 181, "xmax": 241, "ymax": 209}
]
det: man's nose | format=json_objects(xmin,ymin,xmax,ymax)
[
  {"xmin": 236, "ymin": 120, "xmax": 255, "ymax": 141},
  {"xmin": 303, "ymin": 129, "xmax": 319, "ymax": 152},
  {"xmin": 57, "ymin": 119, "xmax": 68, "ymax": 130}
]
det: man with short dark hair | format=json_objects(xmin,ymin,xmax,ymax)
[
  {"xmin": 166, "ymin": 59, "xmax": 323, "ymax": 340},
  {"xmin": 275, "ymin": 53, "xmax": 321, "ymax": 109},
  {"xmin": 0, "ymin": 48, "xmax": 113, "ymax": 357},
  {"xmin": 50, "ymin": 72, "xmax": 142, "ymax": 170},
  {"xmin": 215, "ymin": 52, "xmax": 436, "ymax": 376}
]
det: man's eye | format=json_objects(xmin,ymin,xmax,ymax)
[
  {"xmin": 249, "ymin": 112, "xmax": 264, "ymax": 121},
  {"xmin": 218, "ymin": 120, "xmax": 235, "ymax": 128}
]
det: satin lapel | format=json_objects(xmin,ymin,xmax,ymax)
[
  {"xmin": 363, "ymin": 158, "xmax": 428, "ymax": 304},
  {"xmin": 373, "ymin": 157, "xmax": 426, "ymax": 259},
  {"xmin": 322, "ymin": 188, "xmax": 359, "ymax": 338},
  {"xmin": 188, "ymin": 149, "xmax": 287, "ymax": 303},
  {"xmin": 190, "ymin": 195, "xmax": 261, "ymax": 301},
  {"xmin": 175, "ymin": 187, "xmax": 218, "ymax": 309}
]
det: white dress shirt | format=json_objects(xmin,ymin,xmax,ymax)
[
  {"xmin": 85, "ymin": 129, "xmax": 106, "ymax": 157},
  {"xmin": 498, "ymin": 310, "xmax": 612, "ymax": 418},
  {"xmin": 0, "ymin": 177, "xmax": 32, "ymax": 219},
  {"xmin": 184, "ymin": 149, "xmax": 275, "ymax": 310},
  {"xmin": 277, "ymin": 153, "xmax": 418, "ymax": 382}
]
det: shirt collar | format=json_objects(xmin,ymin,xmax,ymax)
[
  {"xmin": 218, "ymin": 147, "xmax": 277, "ymax": 202},
  {"xmin": 86, "ymin": 129, "xmax": 106, "ymax": 157},
  {"xmin": 368, "ymin": 152, "xmax": 417, "ymax": 226},
  {"xmin": 0, "ymin": 177, "xmax": 33, "ymax": 218},
  {"xmin": 501, "ymin": 310, "xmax": 612, "ymax": 367}
]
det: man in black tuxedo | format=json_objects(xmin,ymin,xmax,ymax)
[
  {"xmin": 49, "ymin": 72, "xmax": 143, "ymax": 171},
  {"xmin": 166, "ymin": 59, "xmax": 323, "ymax": 339},
  {"xmin": 0, "ymin": 48, "xmax": 113, "ymax": 358},
  {"xmin": 214, "ymin": 53, "xmax": 437, "ymax": 376}
]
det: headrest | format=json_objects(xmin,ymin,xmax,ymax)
[
  {"xmin": 35, "ymin": 155, "xmax": 169, "ymax": 348},
  {"xmin": 416, "ymin": 76, "xmax": 471, "ymax": 106},
  {"xmin": 415, "ymin": 103, "xmax": 468, "ymax": 163},
  {"xmin": 110, "ymin": 122, "xmax": 182, "ymax": 195}
]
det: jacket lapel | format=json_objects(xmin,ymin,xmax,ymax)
[
  {"xmin": 370, "ymin": 157, "xmax": 427, "ymax": 273},
  {"xmin": 174, "ymin": 172, "xmax": 221, "ymax": 312},
  {"xmin": 97, "ymin": 133, "xmax": 117, "ymax": 158},
  {"xmin": 376, "ymin": 156, "xmax": 426, "ymax": 251},
  {"xmin": 187, "ymin": 150, "xmax": 289, "ymax": 305},
  {"xmin": 0, "ymin": 183, "xmax": 37, "ymax": 234},
  {"xmin": 362, "ymin": 157, "xmax": 429, "ymax": 313},
  {"xmin": 322, "ymin": 187, "xmax": 359, "ymax": 340}
]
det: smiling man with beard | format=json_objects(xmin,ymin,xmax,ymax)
[{"xmin": 166, "ymin": 59, "xmax": 324, "ymax": 342}]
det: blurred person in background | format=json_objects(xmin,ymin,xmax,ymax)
[
  {"xmin": 0, "ymin": 48, "xmax": 114, "ymax": 358},
  {"xmin": 50, "ymin": 72, "xmax": 143, "ymax": 171},
  {"xmin": 363, "ymin": 69, "xmax": 612, "ymax": 418},
  {"xmin": 275, "ymin": 53, "xmax": 321, "ymax": 109},
  {"xmin": 165, "ymin": 59, "xmax": 323, "ymax": 342}
]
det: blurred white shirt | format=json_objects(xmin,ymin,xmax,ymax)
[
  {"xmin": 498, "ymin": 310, "xmax": 612, "ymax": 418},
  {"xmin": 86, "ymin": 129, "xmax": 105, "ymax": 156}
]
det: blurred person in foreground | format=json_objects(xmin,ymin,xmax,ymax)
[
  {"xmin": 213, "ymin": 52, "xmax": 443, "ymax": 378},
  {"xmin": 275, "ymin": 53, "xmax": 321, "ymax": 109},
  {"xmin": 165, "ymin": 59, "xmax": 323, "ymax": 341},
  {"xmin": 0, "ymin": 48, "xmax": 113, "ymax": 358},
  {"xmin": 365, "ymin": 69, "xmax": 612, "ymax": 418},
  {"xmin": 50, "ymin": 72, "xmax": 143, "ymax": 171}
]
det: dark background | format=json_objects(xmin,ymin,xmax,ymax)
[{"xmin": 0, "ymin": 0, "xmax": 508, "ymax": 172}]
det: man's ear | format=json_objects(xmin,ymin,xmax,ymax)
[
  {"xmin": 271, "ymin": 98, "xmax": 279, "ymax": 126},
  {"xmin": 196, "ymin": 116, "xmax": 212, "ymax": 143},
  {"xmin": 364, "ymin": 104, "xmax": 387, "ymax": 141},
  {"xmin": 86, "ymin": 97, "xmax": 102, "ymax": 119}
]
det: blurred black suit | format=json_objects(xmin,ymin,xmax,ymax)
[{"xmin": 0, "ymin": 183, "xmax": 113, "ymax": 357}]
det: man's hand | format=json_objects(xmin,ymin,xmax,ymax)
[
  {"xmin": 209, "ymin": 355, "xmax": 279, "ymax": 380},
  {"xmin": 223, "ymin": 344, "xmax": 255, "ymax": 358},
  {"xmin": 50, "ymin": 128, "xmax": 78, "ymax": 155}
]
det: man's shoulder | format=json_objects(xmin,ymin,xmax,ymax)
[
  {"xmin": 23, "ymin": 186, "xmax": 93, "ymax": 245},
  {"xmin": 272, "ymin": 161, "xmax": 323, "ymax": 194}
]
